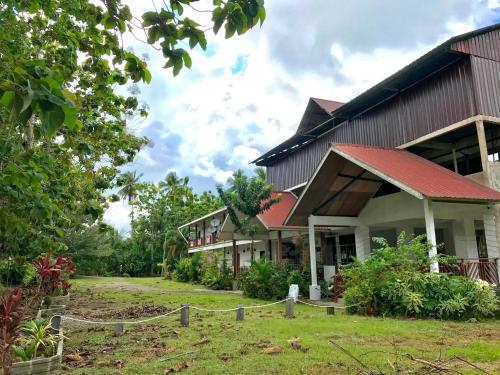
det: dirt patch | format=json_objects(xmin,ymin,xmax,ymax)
[{"xmin": 92, "ymin": 303, "xmax": 173, "ymax": 319}]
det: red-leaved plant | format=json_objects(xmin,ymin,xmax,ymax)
[
  {"xmin": 32, "ymin": 255, "xmax": 76, "ymax": 296},
  {"xmin": 1, "ymin": 289, "xmax": 23, "ymax": 375}
]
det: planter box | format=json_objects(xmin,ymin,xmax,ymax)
[{"xmin": 10, "ymin": 318, "xmax": 63, "ymax": 375}]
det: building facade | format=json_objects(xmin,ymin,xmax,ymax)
[{"xmin": 179, "ymin": 24, "xmax": 500, "ymax": 299}]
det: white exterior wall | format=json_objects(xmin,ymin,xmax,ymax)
[
  {"xmin": 354, "ymin": 226, "xmax": 371, "ymax": 260},
  {"xmin": 357, "ymin": 192, "xmax": 489, "ymax": 259}
]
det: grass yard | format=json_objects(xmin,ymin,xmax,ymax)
[{"xmin": 55, "ymin": 277, "xmax": 500, "ymax": 374}]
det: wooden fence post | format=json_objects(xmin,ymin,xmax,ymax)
[
  {"xmin": 285, "ymin": 298, "xmax": 294, "ymax": 318},
  {"xmin": 236, "ymin": 305, "xmax": 244, "ymax": 321},
  {"xmin": 181, "ymin": 304, "xmax": 189, "ymax": 327}
]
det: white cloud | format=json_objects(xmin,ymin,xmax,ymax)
[{"xmin": 103, "ymin": 201, "xmax": 132, "ymax": 235}]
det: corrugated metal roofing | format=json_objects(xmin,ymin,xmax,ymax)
[
  {"xmin": 332, "ymin": 143, "xmax": 500, "ymax": 201},
  {"xmin": 258, "ymin": 191, "xmax": 297, "ymax": 228}
]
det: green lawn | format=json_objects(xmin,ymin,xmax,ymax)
[{"xmin": 55, "ymin": 277, "xmax": 500, "ymax": 374}]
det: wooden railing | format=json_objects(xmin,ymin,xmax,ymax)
[{"xmin": 440, "ymin": 258, "xmax": 499, "ymax": 285}]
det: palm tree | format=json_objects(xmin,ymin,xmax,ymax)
[
  {"xmin": 117, "ymin": 171, "xmax": 143, "ymax": 226},
  {"xmin": 217, "ymin": 168, "xmax": 281, "ymax": 261}
]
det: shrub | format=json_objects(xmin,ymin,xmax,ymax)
[
  {"xmin": 341, "ymin": 234, "xmax": 499, "ymax": 320},
  {"xmin": 13, "ymin": 318, "xmax": 59, "ymax": 361},
  {"xmin": 201, "ymin": 257, "xmax": 232, "ymax": 290},
  {"xmin": 1, "ymin": 289, "xmax": 23, "ymax": 375},
  {"xmin": 172, "ymin": 258, "xmax": 192, "ymax": 282},
  {"xmin": 33, "ymin": 254, "xmax": 76, "ymax": 296},
  {"xmin": 0, "ymin": 257, "xmax": 37, "ymax": 287},
  {"xmin": 189, "ymin": 253, "xmax": 203, "ymax": 282},
  {"xmin": 287, "ymin": 270, "xmax": 308, "ymax": 297},
  {"xmin": 237, "ymin": 260, "xmax": 290, "ymax": 300}
]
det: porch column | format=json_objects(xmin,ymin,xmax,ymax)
[
  {"xmin": 423, "ymin": 199, "xmax": 439, "ymax": 273},
  {"xmin": 232, "ymin": 240, "xmax": 238, "ymax": 277},
  {"xmin": 354, "ymin": 226, "xmax": 370, "ymax": 260},
  {"xmin": 476, "ymin": 119, "xmax": 490, "ymax": 181},
  {"xmin": 483, "ymin": 212, "xmax": 500, "ymax": 283},
  {"xmin": 308, "ymin": 216, "xmax": 320, "ymax": 300},
  {"xmin": 335, "ymin": 233, "xmax": 342, "ymax": 266},
  {"xmin": 277, "ymin": 231, "xmax": 283, "ymax": 265}
]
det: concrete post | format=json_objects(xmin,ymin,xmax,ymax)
[
  {"xmin": 180, "ymin": 304, "xmax": 189, "ymax": 327},
  {"xmin": 236, "ymin": 305, "xmax": 244, "ymax": 321},
  {"xmin": 354, "ymin": 226, "xmax": 371, "ymax": 260},
  {"xmin": 285, "ymin": 298, "xmax": 294, "ymax": 318},
  {"xmin": 423, "ymin": 199, "xmax": 439, "ymax": 273}
]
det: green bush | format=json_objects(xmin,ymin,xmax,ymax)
[
  {"xmin": 172, "ymin": 257, "xmax": 192, "ymax": 282},
  {"xmin": 341, "ymin": 234, "xmax": 499, "ymax": 320},
  {"xmin": 201, "ymin": 257, "xmax": 232, "ymax": 290},
  {"xmin": 237, "ymin": 259, "xmax": 292, "ymax": 300},
  {"xmin": 287, "ymin": 270, "xmax": 308, "ymax": 297},
  {"xmin": 0, "ymin": 257, "xmax": 37, "ymax": 287}
]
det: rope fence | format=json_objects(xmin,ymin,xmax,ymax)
[{"xmin": 52, "ymin": 297, "xmax": 358, "ymax": 330}]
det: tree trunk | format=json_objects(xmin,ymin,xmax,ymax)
[{"xmin": 250, "ymin": 238, "xmax": 254, "ymax": 262}]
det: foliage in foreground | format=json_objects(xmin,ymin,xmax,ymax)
[
  {"xmin": 13, "ymin": 318, "xmax": 59, "ymax": 361},
  {"xmin": 237, "ymin": 259, "xmax": 309, "ymax": 300},
  {"xmin": 0, "ymin": 289, "xmax": 23, "ymax": 375},
  {"xmin": 341, "ymin": 234, "xmax": 500, "ymax": 320}
]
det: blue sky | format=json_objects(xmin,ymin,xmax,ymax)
[{"xmin": 104, "ymin": 0, "xmax": 500, "ymax": 233}]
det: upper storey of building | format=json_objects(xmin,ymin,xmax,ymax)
[{"xmin": 253, "ymin": 23, "xmax": 500, "ymax": 191}]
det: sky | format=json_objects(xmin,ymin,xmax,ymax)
[{"xmin": 104, "ymin": 0, "xmax": 500, "ymax": 233}]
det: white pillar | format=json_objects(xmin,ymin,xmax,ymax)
[
  {"xmin": 423, "ymin": 199, "xmax": 439, "ymax": 273},
  {"xmin": 354, "ymin": 226, "xmax": 370, "ymax": 260},
  {"xmin": 483, "ymin": 211, "xmax": 500, "ymax": 283},
  {"xmin": 308, "ymin": 216, "xmax": 318, "ymax": 285},
  {"xmin": 308, "ymin": 216, "xmax": 321, "ymax": 300}
]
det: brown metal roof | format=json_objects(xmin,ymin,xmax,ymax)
[{"xmin": 254, "ymin": 23, "xmax": 500, "ymax": 167}]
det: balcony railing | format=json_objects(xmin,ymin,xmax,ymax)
[
  {"xmin": 440, "ymin": 258, "xmax": 499, "ymax": 285},
  {"xmin": 188, "ymin": 234, "xmax": 218, "ymax": 248}
]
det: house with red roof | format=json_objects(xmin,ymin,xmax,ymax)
[{"xmin": 179, "ymin": 23, "xmax": 500, "ymax": 299}]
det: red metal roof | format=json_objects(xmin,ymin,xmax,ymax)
[
  {"xmin": 310, "ymin": 97, "xmax": 344, "ymax": 114},
  {"xmin": 332, "ymin": 143, "xmax": 500, "ymax": 202},
  {"xmin": 258, "ymin": 191, "xmax": 297, "ymax": 228}
]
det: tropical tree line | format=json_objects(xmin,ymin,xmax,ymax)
[{"xmin": 0, "ymin": 0, "xmax": 266, "ymax": 262}]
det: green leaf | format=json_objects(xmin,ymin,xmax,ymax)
[
  {"xmin": 142, "ymin": 11, "xmax": 159, "ymax": 27},
  {"xmin": 61, "ymin": 104, "xmax": 78, "ymax": 130},
  {"xmin": 183, "ymin": 53, "xmax": 192, "ymax": 69},
  {"xmin": 0, "ymin": 91, "xmax": 14, "ymax": 107},
  {"xmin": 258, "ymin": 7, "xmax": 266, "ymax": 25},
  {"xmin": 143, "ymin": 68, "xmax": 152, "ymax": 84},
  {"xmin": 21, "ymin": 81, "xmax": 34, "ymax": 112},
  {"xmin": 39, "ymin": 102, "xmax": 65, "ymax": 136}
]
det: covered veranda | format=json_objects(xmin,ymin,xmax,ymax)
[{"xmin": 286, "ymin": 143, "xmax": 500, "ymax": 300}]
